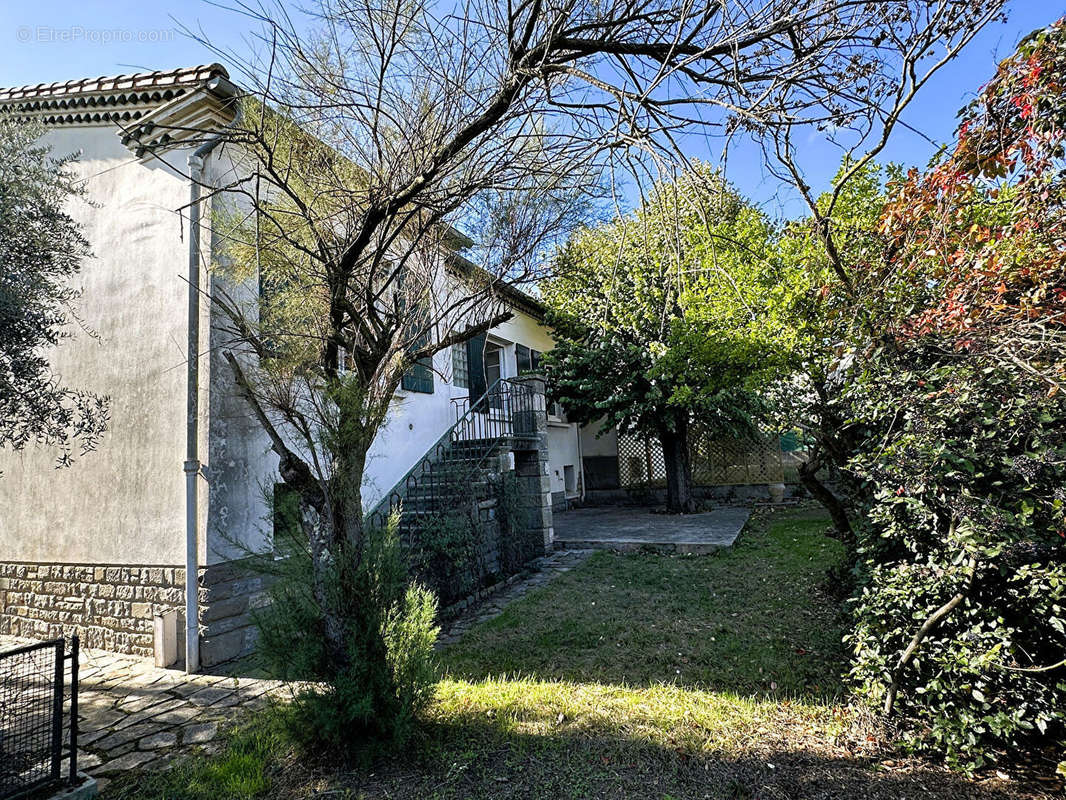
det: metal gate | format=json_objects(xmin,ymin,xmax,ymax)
[{"xmin": 0, "ymin": 638, "xmax": 80, "ymax": 800}]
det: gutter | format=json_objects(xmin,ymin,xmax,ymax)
[{"xmin": 184, "ymin": 79, "xmax": 240, "ymax": 673}]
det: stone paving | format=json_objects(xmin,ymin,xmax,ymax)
[
  {"xmin": 0, "ymin": 634, "xmax": 288, "ymax": 794},
  {"xmin": 552, "ymin": 505, "xmax": 750, "ymax": 554},
  {"xmin": 0, "ymin": 548, "xmax": 598, "ymax": 793}
]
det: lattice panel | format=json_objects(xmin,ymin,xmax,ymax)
[
  {"xmin": 617, "ymin": 432, "xmax": 667, "ymax": 487},
  {"xmin": 690, "ymin": 431, "xmax": 784, "ymax": 486},
  {"xmin": 616, "ymin": 429, "xmax": 786, "ymax": 488}
]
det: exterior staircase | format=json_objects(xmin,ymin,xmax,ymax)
[
  {"xmin": 368, "ymin": 377, "xmax": 541, "ymax": 531},
  {"xmin": 367, "ymin": 378, "xmax": 549, "ymax": 606}
]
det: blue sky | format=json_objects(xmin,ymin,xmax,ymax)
[{"xmin": 1, "ymin": 1, "xmax": 1062, "ymax": 217}]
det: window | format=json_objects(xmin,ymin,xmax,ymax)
[
  {"xmin": 452, "ymin": 344, "xmax": 470, "ymax": 388},
  {"xmin": 401, "ymin": 332, "xmax": 434, "ymax": 393},
  {"xmin": 484, "ymin": 343, "xmax": 504, "ymax": 408},
  {"xmin": 516, "ymin": 344, "xmax": 543, "ymax": 375}
]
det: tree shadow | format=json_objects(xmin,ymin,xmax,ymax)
[{"xmin": 315, "ymin": 714, "xmax": 1050, "ymax": 800}]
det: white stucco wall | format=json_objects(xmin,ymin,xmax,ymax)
[
  {"xmin": 580, "ymin": 420, "xmax": 618, "ymax": 457},
  {"xmin": 547, "ymin": 422, "xmax": 581, "ymax": 498},
  {"xmin": 201, "ymin": 152, "xmax": 277, "ymax": 565},
  {"xmin": 0, "ymin": 126, "xmax": 204, "ymax": 566}
]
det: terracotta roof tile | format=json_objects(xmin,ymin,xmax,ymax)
[{"xmin": 0, "ymin": 64, "xmax": 229, "ymax": 103}]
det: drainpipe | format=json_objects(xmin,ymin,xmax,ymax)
[
  {"xmin": 184, "ymin": 86, "xmax": 241, "ymax": 673},
  {"xmin": 575, "ymin": 421, "xmax": 586, "ymax": 503}
]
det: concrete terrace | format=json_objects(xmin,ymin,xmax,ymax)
[{"xmin": 552, "ymin": 506, "xmax": 750, "ymax": 554}]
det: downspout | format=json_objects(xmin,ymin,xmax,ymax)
[
  {"xmin": 576, "ymin": 421, "xmax": 585, "ymax": 503},
  {"xmin": 184, "ymin": 85, "xmax": 241, "ymax": 673}
]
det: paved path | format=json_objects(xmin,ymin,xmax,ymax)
[
  {"xmin": 0, "ymin": 635, "xmax": 287, "ymax": 794},
  {"xmin": 552, "ymin": 505, "xmax": 750, "ymax": 554}
]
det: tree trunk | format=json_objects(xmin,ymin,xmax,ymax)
[
  {"xmin": 660, "ymin": 421, "xmax": 695, "ymax": 513},
  {"xmin": 797, "ymin": 453, "xmax": 853, "ymax": 546},
  {"xmin": 303, "ymin": 506, "xmax": 349, "ymax": 671}
]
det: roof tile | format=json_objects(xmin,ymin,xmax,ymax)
[{"xmin": 0, "ymin": 64, "xmax": 229, "ymax": 103}]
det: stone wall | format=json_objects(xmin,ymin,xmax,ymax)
[
  {"xmin": 0, "ymin": 559, "xmax": 267, "ymax": 667},
  {"xmin": 511, "ymin": 376, "xmax": 554, "ymax": 556}
]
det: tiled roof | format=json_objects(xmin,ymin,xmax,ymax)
[
  {"xmin": 0, "ymin": 64, "xmax": 228, "ymax": 103},
  {"xmin": 0, "ymin": 64, "xmax": 231, "ymax": 128}
]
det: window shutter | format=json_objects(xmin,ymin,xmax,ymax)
[
  {"xmin": 467, "ymin": 332, "xmax": 487, "ymax": 400},
  {"xmin": 402, "ymin": 332, "xmax": 434, "ymax": 393},
  {"xmin": 516, "ymin": 344, "xmax": 532, "ymax": 374},
  {"xmin": 272, "ymin": 483, "xmax": 301, "ymax": 557}
]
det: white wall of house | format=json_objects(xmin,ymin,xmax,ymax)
[
  {"xmin": 580, "ymin": 421, "xmax": 618, "ymax": 457},
  {"xmin": 0, "ymin": 125, "xmax": 206, "ymax": 566}
]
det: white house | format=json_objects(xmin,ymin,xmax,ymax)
[{"xmin": 0, "ymin": 64, "xmax": 584, "ymax": 668}]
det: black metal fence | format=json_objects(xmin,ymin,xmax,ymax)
[{"xmin": 0, "ymin": 637, "xmax": 80, "ymax": 800}]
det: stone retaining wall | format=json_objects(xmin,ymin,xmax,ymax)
[{"xmin": 0, "ymin": 559, "xmax": 267, "ymax": 667}]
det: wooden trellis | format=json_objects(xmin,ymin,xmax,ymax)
[{"xmin": 616, "ymin": 429, "xmax": 787, "ymax": 488}]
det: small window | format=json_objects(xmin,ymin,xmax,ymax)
[
  {"xmin": 452, "ymin": 344, "xmax": 470, "ymax": 388},
  {"xmin": 402, "ymin": 332, "xmax": 434, "ymax": 394},
  {"xmin": 516, "ymin": 345, "xmax": 543, "ymax": 375}
]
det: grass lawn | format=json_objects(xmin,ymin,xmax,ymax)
[{"xmin": 108, "ymin": 507, "xmax": 1050, "ymax": 799}]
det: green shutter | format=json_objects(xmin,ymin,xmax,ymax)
[
  {"xmin": 272, "ymin": 483, "xmax": 302, "ymax": 557},
  {"xmin": 467, "ymin": 333, "xmax": 487, "ymax": 399}
]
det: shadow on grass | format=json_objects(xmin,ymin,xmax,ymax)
[
  {"xmin": 107, "ymin": 702, "xmax": 1045, "ymax": 800},
  {"xmin": 388, "ymin": 715, "xmax": 1032, "ymax": 800},
  {"xmin": 440, "ymin": 508, "xmax": 849, "ymax": 703}
]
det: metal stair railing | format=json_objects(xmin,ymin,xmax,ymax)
[{"xmin": 367, "ymin": 377, "xmax": 542, "ymax": 529}]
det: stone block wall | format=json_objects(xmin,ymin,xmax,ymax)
[
  {"xmin": 198, "ymin": 559, "xmax": 271, "ymax": 667},
  {"xmin": 510, "ymin": 376, "xmax": 554, "ymax": 557},
  {"xmin": 0, "ymin": 558, "xmax": 268, "ymax": 667}
]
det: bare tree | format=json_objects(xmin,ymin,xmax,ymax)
[{"xmin": 168, "ymin": 0, "xmax": 1003, "ymax": 674}]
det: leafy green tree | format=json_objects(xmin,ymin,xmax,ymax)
[
  {"xmin": 543, "ymin": 166, "xmax": 799, "ymax": 511},
  {"xmin": 0, "ymin": 120, "xmax": 108, "ymax": 468},
  {"xmin": 766, "ymin": 161, "xmax": 901, "ymax": 541}
]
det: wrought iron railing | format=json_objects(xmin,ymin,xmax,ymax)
[
  {"xmin": 368, "ymin": 377, "xmax": 542, "ymax": 529},
  {"xmin": 0, "ymin": 637, "xmax": 80, "ymax": 800}
]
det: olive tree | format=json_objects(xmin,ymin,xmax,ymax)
[{"xmin": 0, "ymin": 120, "xmax": 108, "ymax": 470}]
